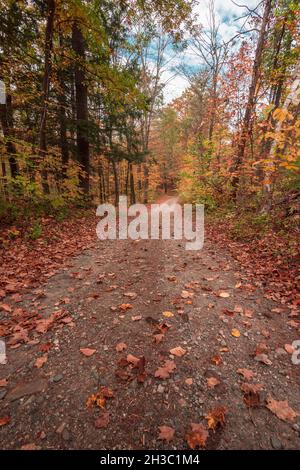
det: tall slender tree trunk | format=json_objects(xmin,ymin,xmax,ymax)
[
  {"xmin": 129, "ymin": 163, "xmax": 136, "ymax": 204},
  {"xmin": 112, "ymin": 160, "xmax": 119, "ymax": 206},
  {"xmin": 232, "ymin": 0, "xmax": 272, "ymax": 199},
  {"xmin": 58, "ymin": 34, "xmax": 69, "ymax": 178},
  {"xmin": 0, "ymin": 92, "xmax": 18, "ymax": 178},
  {"xmin": 72, "ymin": 21, "xmax": 90, "ymax": 195},
  {"xmin": 39, "ymin": 0, "xmax": 55, "ymax": 192}
]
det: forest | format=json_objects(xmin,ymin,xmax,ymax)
[{"xmin": 0, "ymin": 0, "xmax": 300, "ymax": 455}]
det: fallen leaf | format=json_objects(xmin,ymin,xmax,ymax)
[
  {"xmin": 162, "ymin": 311, "xmax": 174, "ymax": 318},
  {"xmin": 158, "ymin": 425, "xmax": 175, "ymax": 443},
  {"xmin": 254, "ymin": 353, "xmax": 272, "ymax": 366},
  {"xmin": 0, "ymin": 378, "xmax": 8, "ymax": 387},
  {"xmin": 0, "ymin": 415, "xmax": 10, "ymax": 427},
  {"xmin": 186, "ymin": 423, "xmax": 208, "ymax": 449},
  {"xmin": 34, "ymin": 355, "xmax": 48, "ymax": 368},
  {"xmin": 119, "ymin": 303, "xmax": 133, "ymax": 311},
  {"xmin": 207, "ymin": 377, "xmax": 220, "ymax": 388},
  {"xmin": 211, "ymin": 354, "xmax": 222, "ymax": 365},
  {"xmin": 241, "ymin": 383, "xmax": 263, "ymax": 407},
  {"xmin": 170, "ymin": 346, "xmax": 186, "ymax": 357},
  {"xmin": 237, "ymin": 368, "xmax": 254, "ymax": 381},
  {"xmin": 266, "ymin": 396, "xmax": 298, "ymax": 422},
  {"xmin": 94, "ymin": 412, "xmax": 110, "ymax": 429},
  {"xmin": 185, "ymin": 378, "xmax": 193, "ymax": 386},
  {"xmin": 131, "ymin": 315, "xmax": 142, "ymax": 321},
  {"xmin": 115, "ymin": 342, "xmax": 127, "ymax": 352},
  {"xmin": 0, "ymin": 303, "xmax": 12, "ymax": 312},
  {"xmin": 126, "ymin": 354, "xmax": 140, "ymax": 366},
  {"xmin": 218, "ymin": 291, "xmax": 230, "ymax": 298},
  {"xmin": 80, "ymin": 348, "xmax": 96, "ymax": 357},
  {"xmin": 124, "ymin": 292, "xmax": 137, "ymax": 299},
  {"xmin": 20, "ymin": 443, "xmax": 40, "ymax": 450},
  {"xmin": 153, "ymin": 334, "xmax": 164, "ymax": 344},
  {"xmin": 155, "ymin": 360, "xmax": 176, "ymax": 379},
  {"xmin": 86, "ymin": 387, "xmax": 114, "ymax": 409},
  {"xmin": 231, "ymin": 328, "xmax": 240, "ymax": 338},
  {"xmin": 284, "ymin": 344, "xmax": 294, "ymax": 354},
  {"xmin": 181, "ymin": 290, "xmax": 193, "ymax": 299},
  {"xmin": 205, "ymin": 406, "xmax": 227, "ymax": 430}
]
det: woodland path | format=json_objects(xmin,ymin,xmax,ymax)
[{"xmin": 0, "ymin": 197, "xmax": 300, "ymax": 450}]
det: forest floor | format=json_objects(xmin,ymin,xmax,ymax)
[{"xmin": 0, "ymin": 197, "xmax": 300, "ymax": 450}]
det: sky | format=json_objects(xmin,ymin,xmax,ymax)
[{"xmin": 162, "ymin": 0, "xmax": 259, "ymax": 103}]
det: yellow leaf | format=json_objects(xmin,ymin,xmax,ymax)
[
  {"xmin": 163, "ymin": 311, "xmax": 174, "ymax": 317},
  {"xmin": 231, "ymin": 328, "xmax": 241, "ymax": 338}
]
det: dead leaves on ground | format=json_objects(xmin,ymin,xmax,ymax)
[
  {"xmin": 115, "ymin": 354, "xmax": 146, "ymax": 383},
  {"xmin": 0, "ymin": 415, "xmax": 11, "ymax": 427},
  {"xmin": 237, "ymin": 368, "xmax": 254, "ymax": 381},
  {"xmin": 80, "ymin": 348, "xmax": 97, "ymax": 357},
  {"xmin": 86, "ymin": 387, "xmax": 114, "ymax": 409},
  {"xmin": 34, "ymin": 355, "xmax": 48, "ymax": 368},
  {"xmin": 170, "ymin": 346, "xmax": 186, "ymax": 357},
  {"xmin": 94, "ymin": 412, "xmax": 110, "ymax": 429},
  {"xmin": 158, "ymin": 425, "xmax": 175, "ymax": 443},
  {"xmin": 205, "ymin": 406, "xmax": 227, "ymax": 430},
  {"xmin": 115, "ymin": 342, "xmax": 127, "ymax": 352},
  {"xmin": 155, "ymin": 360, "xmax": 176, "ymax": 379},
  {"xmin": 185, "ymin": 423, "xmax": 209, "ymax": 449},
  {"xmin": 266, "ymin": 396, "xmax": 298, "ymax": 422}
]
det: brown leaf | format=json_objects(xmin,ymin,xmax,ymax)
[
  {"xmin": 154, "ymin": 360, "xmax": 176, "ymax": 379},
  {"xmin": 126, "ymin": 354, "xmax": 140, "ymax": 366},
  {"xmin": 205, "ymin": 406, "xmax": 227, "ymax": 430},
  {"xmin": 241, "ymin": 383, "xmax": 263, "ymax": 407},
  {"xmin": 254, "ymin": 353, "xmax": 272, "ymax": 365},
  {"xmin": 119, "ymin": 303, "xmax": 133, "ymax": 311},
  {"xmin": 0, "ymin": 378, "xmax": 8, "ymax": 387},
  {"xmin": 0, "ymin": 415, "xmax": 11, "ymax": 427},
  {"xmin": 158, "ymin": 425, "xmax": 175, "ymax": 443},
  {"xmin": 153, "ymin": 333, "xmax": 164, "ymax": 344},
  {"xmin": 284, "ymin": 344, "xmax": 294, "ymax": 354},
  {"xmin": 266, "ymin": 396, "xmax": 298, "ymax": 422},
  {"xmin": 34, "ymin": 355, "xmax": 48, "ymax": 369},
  {"xmin": 20, "ymin": 443, "xmax": 40, "ymax": 450},
  {"xmin": 0, "ymin": 303, "xmax": 12, "ymax": 312},
  {"xmin": 186, "ymin": 423, "xmax": 208, "ymax": 449},
  {"xmin": 80, "ymin": 348, "xmax": 96, "ymax": 357},
  {"xmin": 237, "ymin": 368, "xmax": 254, "ymax": 381},
  {"xmin": 170, "ymin": 346, "xmax": 186, "ymax": 357},
  {"xmin": 185, "ymin": 378, "xmax": 193, "ymax": 386},
  {"xmin": 211, "ymin": 354, "xmax": 222, "ymax": 365},
  {"xmin": 207, "ymin": 377, "xmax": 220, "ymax": 388},
  {"xmin": 94, "ymin": 412, "xmax": 110, "ymax": 429},
  {"xmin": 115, "ymin": 342, "xmax": 127, "ymax": 352}
]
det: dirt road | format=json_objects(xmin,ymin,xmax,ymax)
[{"xmin": 0, "ymin": 199, "xmax": 300, "ymax": 450}]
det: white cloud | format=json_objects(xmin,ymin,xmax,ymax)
[{"xmin": 163, "ymin": 0, "xmax": 260, "ymax": 102}]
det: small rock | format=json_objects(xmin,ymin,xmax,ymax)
[
  {"xmin": 0, "ymin": 389, "xmax": 7, "ymax": 400},
  {"xmin": 157, "ymin": 384, "xmax": 165, "ymax": 394},
  {"xmin": 292, "ymin": 423, "xmax": 300, "ymax": 432},
  {"xmin": 52, "ymin": 374, "xmax": 63, "ymax": 383},
  {"xmin": 270, "ymin": 436, "xmax": 283, "ymax": 450}
]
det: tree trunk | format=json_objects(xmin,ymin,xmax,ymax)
[
  {"xmin": 58, "ymin": 34, "xmax": 69, "ymax": 178},
  {"xmin": 129, "ymin": 163, "xmax": 136, "ymax": 204},
  {"xmin": 112, "ymin": 160, "xmax": 119, "ymax": 206},
  {"xmin": 231, "ymin": 0, "xmax": 272, "ymax": 199},
  {"xmin": 72, "ymin": 21, "xmax": 90, "ymax": 195},
  {"xmin": 0, "ymin": 86, "xmax": 19, "ymax": 178},
  {"xmin": 39, "ymin": 0, "xmax": 55, "ymax": 192}
]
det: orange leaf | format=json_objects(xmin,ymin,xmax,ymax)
[
  {"xmin": 186, "ymin": 423, "xmax": 208, "ymax": 449},
  {"xmin": 158, "ymin": 425, "xmax": 175, "ymax": 442},
  {"xmin": 80, "ymin": 348, "xmax": 96, "ymax": 357}
]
